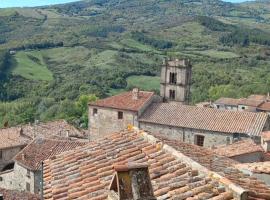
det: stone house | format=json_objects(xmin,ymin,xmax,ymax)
[
  {"xmin": 0, "ymin": 120, "xmax": 85, "ymax": 173},
  {"xmin": 88, "ymin": 58, "xmax": 270, "ymax": 147},
  {"xmin": 0, "ymin": 138, "xmax": 86, "ymax": 194},
  {"xmin": 0, "ymin": 128, "xmax": 31, "ymax": 172},
  {"xmin": 88, "ymin": 89, "xmax": 157, "ymax": 140},
  {"xmin": 139, "ymin": 102, "xmax": 269, "ymax": 148},
  {"xmin": 213, "ymin": 94, "xmax": 270, "ymax": 113},
  {"xmin": 214, "ymin": 139, "xmax": 265, "ymax": 163}
]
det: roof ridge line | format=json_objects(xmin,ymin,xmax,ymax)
[{"xmin": 137, "ymin": 128, "xmax": 249, "ymax": 200}]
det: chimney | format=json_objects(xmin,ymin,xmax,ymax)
[
  {"xmin": 108, "ymin": 163, "xmax": 156, "ymax": 200},
  {"xmin": 21, "ymin": 153, "xmax": 25, "ymax": 161},
  {"xmin": 132, "ymin": 88, "xmax": 139, "ymax": 100},
  {"xmin": 0, "ymin": 194, "xmax": 3, "ymax": 200}
]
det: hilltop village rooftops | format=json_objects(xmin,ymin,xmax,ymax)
[
  {"xmin": 139, "ymin": 102, "xmax": 268, "ymax": 136},
  {"xmin": 0, "ymin": 120, "xmax": 85, "ymax": 141},
  {"xmin": 14, "ymin": 138, "xmax": 86, "ymax": 171},
  {"xmin": 0, "ymin": 187, "xmax": 40, "ymax": 200},
  {"xmin": 150, "ymin": 132, "xmax": 270, "ymax": 198},
  {"xmin": 43, "ymin": 128, "xmax": 240, "ymax": 200},
  {"xmin": 0, "ymin": 127, "xmax": 30, "ymax": 150},
  {"xmin": 88, "ymin": 90, "xmax": 155, "ymax": 112},
  {"xmin": 214, "ymin": 139, "xmax": 264, "ymax": 158}
]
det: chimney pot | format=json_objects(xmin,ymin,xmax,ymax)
[
  {"xmin": 22, "ymin": 153, "xmax": 25, "ymax": 161},
  {"xmin": 132, "ymin": 88, "xmax": 139, "ymax": 100},
  {"xmin": 109, "ymin": 163, "xmax": 156, "ymax": 200}
]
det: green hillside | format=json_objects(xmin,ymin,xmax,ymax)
[{"xmin": 0, "ymin": 0, "xmax": 270, "ymax": 127}]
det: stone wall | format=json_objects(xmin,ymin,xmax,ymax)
[
  {"xmin": 89, "ymin": 107, "xmax": 138, "ymax": 140},
  {"xmin": 231, "ymin": 152, "xmax": 264, "ymax": 163},
  {"xmin": 139, "ymin": 122, "xmax": 237, "ymax": 148},
  {"xmin": 0, "ymin": 170, "xmax": 14, "ymax": 189},
  {"xmin": 0, "ymin": 146, "xmax": 25, "ymax": 171},
  {"xmin": 0, "ymin": 163, "xmax": 38, "ymax": 194},
  {"xmin": 212, "ymin": 104, "xmax": 238, "ymax": 111}
]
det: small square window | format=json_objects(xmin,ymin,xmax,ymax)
[
  {"xmin": 118, "ymin": 111, "xmax": 123, "ymax": 119},
  {"xmin": 195, "ymin": 135, "xmax": 205, "ymax": 147},
  {"xmin": 0, "ymin": 177, "xmax": 3, "ymax": 181},
  {"xmin": 26, "ymin": 182, "xmax": 30, "ymax": 192},
  {"xmin": 0, "ymin": 151, "xmax": 2, "ymax": 160},
  {"xmin": 93, "ymin": 108, "xmax": 98, "ymax": 116}
]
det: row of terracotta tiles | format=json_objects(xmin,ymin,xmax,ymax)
[{"xmin": 43, "ymin": 132, "xmax": 234, "ymax": 200}]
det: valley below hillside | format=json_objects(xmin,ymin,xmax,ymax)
[{"xmin": 0, "ymin": 0, "xmax": 270, "ymax": 128}]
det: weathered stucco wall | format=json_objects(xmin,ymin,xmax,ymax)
[
  {"xmin": 139, "ymin": 122, "xmax": 236, "ymax": 148},
  {"xmin": 231, "ymin": 152, "xmax": 263, "ymax": 163},
  {"xmin": 0, "ymin": 146, "xmax": 25, "ymax": 171},
  {"xmin": 89, "ymin": 107, "xmax": 138, "ymax": 140}
]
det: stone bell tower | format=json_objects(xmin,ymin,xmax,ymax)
[{"xmin": 160, "ymin": 58, "xmax": 192, "ymax": 104}]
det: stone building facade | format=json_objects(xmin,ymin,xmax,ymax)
[
  {"xmin": 0, "ymin": 138, "xmax": 85, "ymax": 194},
  {"xmin": 139, "ymin": 122, "xmax": 244, "ymax": 148},
  {"xmin": 0, "ymin": 163, "xmax": 40, "ymax": 194},
  {"xmin": 160, "ymin": 58, "xmax": 192, "ymax": 104},
  {"xmin": 88, "ymin": 89, "xmax": 157, "ymax": 140},
  {"xmin": 88, "ymin": 58, "xmax": 270, "ymax": 148}
]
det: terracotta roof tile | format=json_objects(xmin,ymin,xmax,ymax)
[
  {"xmin": 89, "ymin": 91, "xmax": 154, "ymax": 112},
  {"xmin": 214, "ymin": 98, "xmax": 241, "ymax": 106},
  {"xmin": 235, "ymin": 162, "xmax": 270, "ymax": 174},
  {"xmin": 139, "ymin": 102, "xmax": 268, "ymax": 136},
  {"xmin": 214, "ymin": 139, "xmax": 264, "ymax": 158},
  {"xmin": 43, "ymin": 129, "xmax": 235, "ymax": 200},
  {"xmin": 0, "ymin": 127, "xmax": 30, "ymax": 149},
  {"xmin": 258, "ymin": 102, "xmax": 270, "ymax": 111},
  {"xmin": 0, "ymin": 187, "xmax": 40, "ymax": 200},
  {"xmin": 14, "ymin": 138, "xmax": 86, "ymax": 171},
  {"xmin": 150, "ymin": 133, "xmax": 270, "ymax": 199},
  {"xmin": 0, "ymin": 120, "xmax": 85, "ymax": 142}
]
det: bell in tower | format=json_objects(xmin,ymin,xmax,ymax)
[{"xmin": 160, "ymin": 58, "xmax": 192, "ymax": 104}]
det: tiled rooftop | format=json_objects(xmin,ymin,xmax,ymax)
[
  {"xmin": 214, "ymin": 139, "xmax": 264, "ymax": 158},
  {"xmin": 43, "ymin": 129, "xmax": 238, "ymax": 200},
  {"xmin": 20, "ymin": 120, "xmax": 85, "ymax": 139},
  {"xmin": 14, "ymin": 138, "xmax": 86, "ymax": 171},
  {"xmin": 0, "ymin": 127, "xmax": 30, "ymax": 150},
  {"xmin": 214, "ymin": 98, "xmax": 241, "ymax": 106},
  {"xmin": 139, "ymin": 102, "xmax": 268, "ymax": 136},
  {"xmin": 0, "ymin": 187, "xmax": 40, "ymax": 200},
  {"xmin": 258, "ymin": 102, "xmax": 270, "ymax": 111},
  {"xmin": 235, "ymin": 162, "xmax": 270, "ymax": 175},
  {"xmin": 0, "ymin": 120, "xmax": 85, "ymax": 144},
  {"xmin": 149, "ymin": 133, "xmax": 270, "ymax": 199},
  {"xmin": 89, "ymin": 90, "xmax": 154, "ymax": 112}
]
